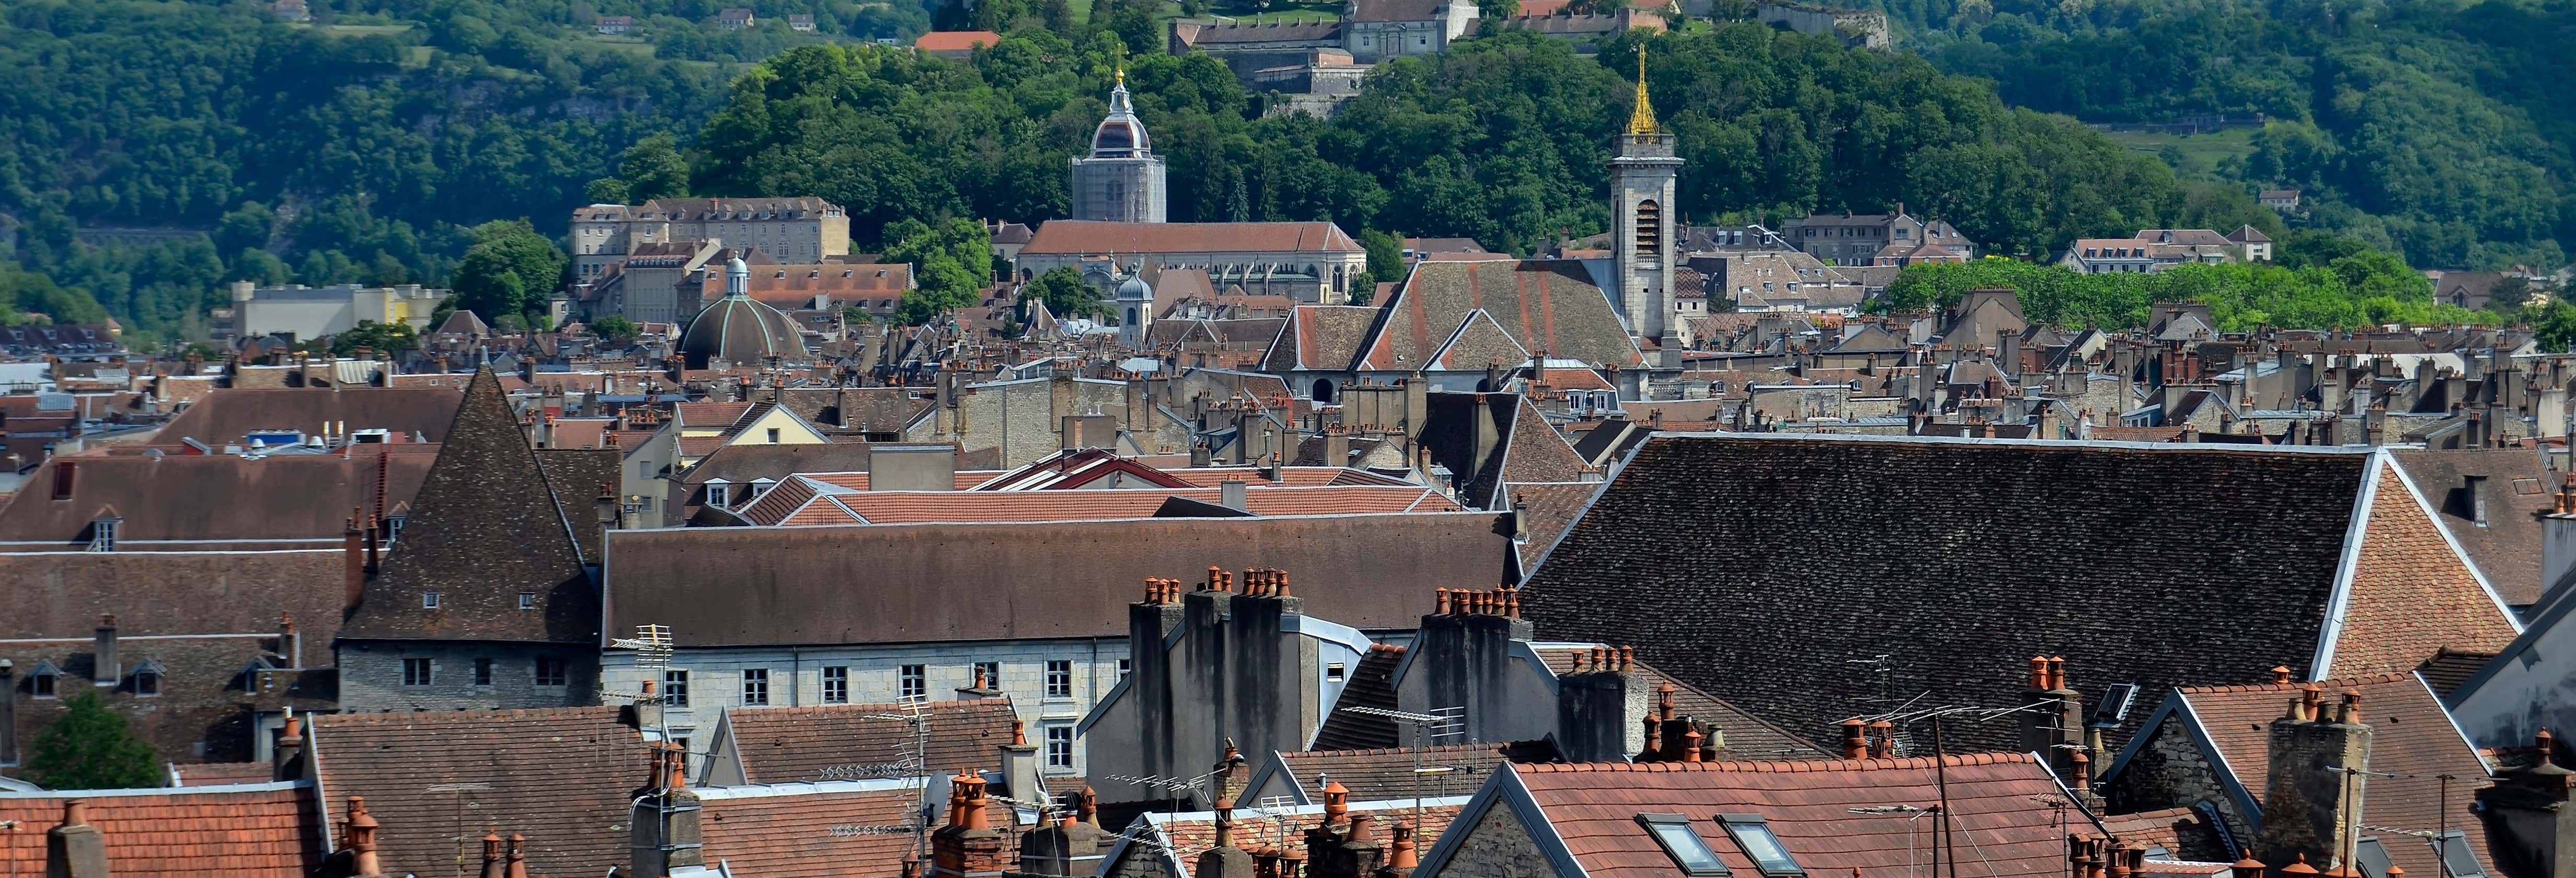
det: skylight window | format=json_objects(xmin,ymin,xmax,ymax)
[
  {"xmin": 1637, "ymin": 814, "xmax": 1728, "ymax": 876},
  {"xmin": 1719, "ymin": 815, "xmax": 1804, "ymax": 877},
  {"xmin": 2434, "ymin": 830, "xmax": 2488, "ymax": 878}
]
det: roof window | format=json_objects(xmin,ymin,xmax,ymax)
[
  {"xmin": 1637, "ymin": 814, "xmax": 1728, "ymax": 876},
  {"xmin": 1719, "ymin": 814, "xmax": 1803, "ymax": 877},
  {"xmin": 2434, "ymin": 830, "xmax": 2488, "ymax": 878}
]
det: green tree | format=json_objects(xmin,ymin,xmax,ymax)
[
  {"xmin": 1025, "ymin": 267, "xmax": 1106, "ymax": 318},
  {"xmin": 2539, "ymin": 301, "xmax": 2576, "ymax": 352},
  {"xmin": 591, "ymin": 314, "xmax": 641, "ymax": 344},
  {"xmin": 1477, "ymin": 0, "xmax": 1521, "ymax": 22},
  {"xmin": 452, "ymin": 221, "xmax": 566, "ymax": 322},
  {"xmin": 616, "ymin": 134, "xmax": 692, "ymax": 202},
  {"xmin": 1360, "ymin": 229, "xmax": 1406, "ymax": 281},
  {"xmin": 23, "ymin": 692, "xmax": 158, "ymax": 789},
  {"xmin": 329, "ymin": 319, "xmax": 420, "ymax": 356}
]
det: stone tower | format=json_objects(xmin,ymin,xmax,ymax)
[
  {"xmin": 1608, "ymin": 45, "xmax": 1682, "ymax": 354},
  {"xmin": 1071, "ymin": 69, "xmax": 1168, "ymax": 223}
]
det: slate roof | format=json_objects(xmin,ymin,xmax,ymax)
[
  {"xmin": 1527, "ymin": 649, "xmax": 1831, "ymax": 760},
  {"xmin": 151, "ymin": 387, "xmax": 463, "ymax": 447},
  {"xmin": 341, "ymin": 367, "xmax": 597, "ymax": 644},
  {"xmin": 2388, "ymin": 447, "xmax": 2552, "ymax": 605},
  {"xmin": 771, "ymin": 386, "xmax": 936, "ymax": 432},
  {"xmin": 1465, "ymin": 754, "xmax": 2084, "ymax": 878},
  {"xmin": 309, "ymin": 707, "xmax": 650, "ymax": 877},
  {"xmin": 1503, "ymin": 481, "xmax": 1600, "ymax": 570},
  {"xmin": 1308, "ymin": 644, "xmax": 1408, "ymax": 750},
  {"xmin": 1022, "ymin": 221, "xmax": 1360, "ymax": 256},
  {"xmin": 1270, "ymin": 742, "xmax": 1548, "ymax": 803},
  {"xmin": 2146, "ymin": 674, "xmax": 2494, "ymax": 878},
  {"xmin": 1523, "ymin": 435, "xmax": 2520, "ymax": 752},
  {"xmin": 0, "ymin": 783, "xmax": 324, "ymax": 877},
  {"xmin": 0, "ymin": 446, "xmax": 434, "ymax": 544},
  {"xmin": 1419, "ymin": 393, "xmax": 1587, "ymax": 509},
  {"xmin": 0, "ymin": 549, "xmax": 346, "ymax": 642},
  {"xmin": 606, "ymin": 513, "xmax": 1520, "ymax": 647},
  {"xmin": 1358, "ymin": 261, "xmax": 1641, "ymax": 373},
  {"xmin": 719, "ymin": 700, "xmax": 1021, "ymax": 783}
]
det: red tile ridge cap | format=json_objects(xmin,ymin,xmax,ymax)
[
  {"xmin": 1367, "ymin": 644, "xmax": 1408, "ymax": 654},
  {"xmin": 2176, "ymin": 672, "xmax": 2420, "ymax": 696},
  {"xmin": 1516, "ymin": 753, "xmax": 2037, "ymax": 773},
  {"xmin": 1286, "ymin": 743, "xmax": 1506, "ymax": 759}
]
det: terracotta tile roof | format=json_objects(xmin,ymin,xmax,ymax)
[
  {"xmin": 2386, "ymin": 448, "xmax": 2549, "ymax": 605},
  {"xmin": 678, "ymin": 434, "xmax": 731, "ymax": 458},
  {"xmin": 1531, "ymin": 648, "xmax": 1831, "ymax": 760},
  {"xmin": 915, "ymin": 29, "xmax": 1002, "ymax": 52},
  {"xmin": 1274, "ymin": 742, "xmax": 1547, "ymax": 803},
  {"xmin": 170, "ymin": 761, "xmax": 282, "ymax": 787},
  {"xmin": 2330, "ymin": 466, "xmax": 2521, "ymax": 677},
  {"xmin": 1525, "ymin": 436, "xmax": 2475, "ymax": 753},
  {"xmin": 745, "ymin": 484, "xmax": 1462, "ymax": 525},
  {"xmin": 605, "ymin": 513, "xmax": 1518, "ymax": 646},
  {"xmin": 697, "ymin": 780, "xmax": 932, "ymax": 875},
  {"xmin": 2099, "ymin": 807, "xmax": 2206, "ymax": 857},
  {"xmin": 1501, "ymin": 754, "xmax": 2075, "ymax": 878},
  {"xmin": 0, "ymin": 445, "xmax": 433, "ymax": 544},
  {"xmin": 1360, "ymin": 261, "xmax": 1642, "ymax": 374},
  {"xmin": 1159, "ymin": 466, "xmax": 1412, "ymax": 488},
  {"xmin": 676, "ymin": 401, "xmax": 756, "ymax": 429},
  {"xmin": 0, "ymin": 782, "xmax": 323, "ymax": 877},
  {"xmin": 151, "ymin": 387, "xmax": 463, "ymax": 447},
  {"xmin": 1023, "ymin": 221, "xmax": 1361, "ymax": 257},
  {"xmin": 310, "ymin": 707, "xmax": 650, "ymax": 877},
  {"xmin": 723, "ymin": 700, "xmax": 1020, "ymax": 783},
  {"xmin": 2172, "ymin": 674, "xmax": 2494, "ymax": 878},
  {"xmin": 1141, "ymin": 798, "xmax": 1466, "ymax": 870}
]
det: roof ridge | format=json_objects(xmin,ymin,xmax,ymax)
[
  {"xmin": 316, "ymin": 704, "xmax": 621, "ymax": 724},
  {"xmin": 1516, "ymin": 753, "xmax": 2034, "ymax": 773},
  {"xmin": 2177, "ymin": 671, "xmax": 2422, "ymax": 696}
]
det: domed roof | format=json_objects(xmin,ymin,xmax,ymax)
[
  {"xmin": 1090, "ymin": 71, "xmax": 1151, "ymax": 158},
  {"xmin": 1117, "ymin": 272, "xmax": 1152, "ymax": 299},
  {"xmin": 678, "ymin": 257, "xmax": 804, "ymax": 367}
]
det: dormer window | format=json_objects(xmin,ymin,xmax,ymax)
[
  {"xmin": 422, "ymin": 592, "xmax": 442, "ymax": 610},
  {"xmin": 88, "ymin": 516, "xmax": 119, "ymax": 552},
  {"xmin": 704, "ymin": 480, "xmax": 732, "ymax": 511},
  {"xmin": 132, "ymin": 660, "xmax": 165, "ymax": 697},
  {"xmin": 386, "ymin": 515, "xmax": 407, "ymax": 541},
  {"xmin": 29, "ymin": 661, "xmax": 60, "ymax": 698},
  {"xmin": 1719, "ymin": 815, "xmax": 1803, "ymax": 877},
  {"xmin": 1638, "ymin": 814, "xmax": 1727, "ymax": 876}
]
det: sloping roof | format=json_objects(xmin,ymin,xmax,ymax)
[
  {"xmin": 745, "ymin": 484, "xmax": 1462, "ymax": 525},
  {"xmin": 1471, "ymin": 754, "xmax": 2078, "ymax": 878},
  {"xmin": 606, "ymin": 512, "xmax": 1520, "ymax": 646},
  {"xmin": 1136, "ymin": 798, "xmax": 1465, "ymax": 875},
  {"xmin": 2163, "ymin": 674, "xmax": 2494, "ymax": 878},
  {"xmin": 0, "ymin": 783, "xmax": 323, "ymax": 877},
  {"xmin": 696, "ymin": 780, "xmax": 931, "ymax": 875},
  {"xmin": 0, "ymin": 549, "xmax": 346, "ymax": 642},
  {"xmin": 1527, "ymin": 649, "xmax": 1830, "ymax": 760},
  {"xmin": 1273, "ymin": 742, "xmax": 1545, "ymax": 803},
  {"xmin": 2387, "ymin": 447, "xmax": 2551, "ymax": 605},
  {"xmin": 915, "ymin": 29, "xmax": 1003, "ymax": 51},
  {"xmin": 1022, "ymin": 221, "xmax": 1361, "ymax": 256},
  {"xmin": 310, "ymin": 707, "xmax": 649, "ymax": 877},
  {"xmin": 1523, "ymin": 435, "xmax": 2516, "ymax": 752},
  {"xmin": 1349, "ymin": 0, "xmax": 1460, "ymax": 21},
  {"xmin": 152, "ymin": 388, "xmax": 463, "ymax": 447},
  {"xmin": 1359, "ymin": 260, "xmax": 1641, "ymax": 373},
  {"xmin": 1504, "ymin": 481, "xmax": 1599, "ymax": 569},
  {"xmin": 1264, "ymin": 305, "xmax": 1382, "ymax": 374},
  {"xmin": 722, "ymin": 700, "xmax": 1020, "ymax": 783},
  {"xmin": 0, "ymin": 446, "xmax": 434, "ymax": 544},
  {"xmin": 1426, "ymin": 309, "xmax": 1531, "ymax": 372},
  {"xmin": 1309, "ymin": 644, "xmax": 1408, "ymax": 750},
  {"xmin": 341, "ymin": 368, "xmax": 595, "ymax": 643}
]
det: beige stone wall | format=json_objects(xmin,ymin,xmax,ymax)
[{"xmin": 1430, "ymin": 799, "xmax": 1556, "ymax": 878}]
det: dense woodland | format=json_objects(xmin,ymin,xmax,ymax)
[{"xmin": 0, "ymin": 0, "xmax": 2563, "ymax": 342}]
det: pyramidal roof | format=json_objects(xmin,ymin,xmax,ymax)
[{"xmin": 342, "ymin": 366, "xmax": 597, "ymax": 643}]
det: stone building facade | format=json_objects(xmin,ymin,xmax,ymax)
[
  {"xmin": 569, "ymin": 197, "xmax": 850, "ymax": 280},
  {"xmin": 1072, "ymin": 74, "xmax": 1168, "ymax": 224}
]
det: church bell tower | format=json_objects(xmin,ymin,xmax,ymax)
[{"xmin": 1608, "ymin": 45, "xmax": 1683, "ymax": 358}]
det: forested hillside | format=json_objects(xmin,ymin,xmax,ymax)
[{"xmin": 1873, "ymin": 0, "xmax": 2576, "ymax": 272}]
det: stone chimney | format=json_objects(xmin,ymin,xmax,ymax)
[
  {"xmin": 46, "ymin": 800, "xmax": 109, "ymax": 878},
  {"xmin": 1555, "ymin": 646, "xmax": 1651, "ymax": 762},
  {"xmin": 999, "ymin": 720, "xmax": 1043, "ymax": 804},
  {"xmin": 1220, "ymin": 478, "xmax": 1248, "ymax": 512},
  {"xmin": 2019, "ymin": 656, "xmax": 2087, "ymax": 785},
  {"xmin": 1018, "ymin": 789, "xmax": 1108, "ymax": 876},
  {"xmin": 2256, "ymin": 688, "xmax": 2373, "ymax": 871},
  {"xmin": 2543, "ymin": 477, "xmax": 2576, "ymax": 594},
  {"xmin": 932, "ymin": 775, "xmax": 1010, "ymax": 877},
  {"xmin": 273, "ymin": 713, "xmax": 306, "ymax": 782},
  {"xmin": 90, "ymin": 615, "xmax": 117, "ymax": 687},
  {"xmin": 343, "ymin": 515, "xmax": 366, "ymax": 613},
  {"xmin": 1404, "ymin": 587, "xmax": 1540, "ymax": 744},
  {"xmin": 2474, "ymin": 728, "xmax": 2576, "ymax": 878},
  {"xmin": 1196, "ymin": 799, "xmax": 1259, "ymax": 878},
  {"xmin": 629, "ymin": 741, "xmax": 705, "ymax": 878},
  {"xmin": 1306, "ymin": 812, "xmax": 1387, "ymax": 878},
  {"xmin": 279, "ymin": 614, "xmax": 301, "ymax": 669}
]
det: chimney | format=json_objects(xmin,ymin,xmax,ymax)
[
  {"xmin": 2545, "ymin": 477, "xmax": 2576, "ymax": 595},
  {"xmin": 279, "ymin": 614, "xmax": 301, "ymax": 669},
  {"xmin": 363, "ymin": 512, "xmax": 381, "ymax": 573},
  {"xmin": 481, "ymin": 830, "xmax": 505, "ymax": 878},
  {"xmin": 1000, "ymin": 721, "xmax": 1043, "ymax": 805},
  {"xmin": 343, "ymin": 796, "xmax": 384, "ymax": 878},
  {"xmin": 2464, "ymin": 475, "xmax": 2490, "ymax": 527},
  {"xmin": 1555, "ymin": 654, "xmax": 1651, "ymax": 762},
  {"xmin": 2474, "ymin": 727, "xmax": 2576, "ymax": 878},
  {"xmin": 630, "ymin": 742, "xmax": 705, "ymax": 877},
  {"xmin": 1018, "ymin": 789, "xmax": 1108, "ymax": 876},
  {"xmin": 508, "ymin": 835, "xmax": 528, "ymax": 878},
  {"xmin": 1384, "ymin": 822, "xmax": 1419, "ymax": 877},
  {"xmin": 273, "ymin": 713, "xmax": 306, "ymax": 781},
  {"xmin": 91, "ymin": 615, "xmax": 117, "ymax": 686},
  {"xmin": 343, "ymin": 515, "xmax": 366, "ymax": 613},
  {"xmin": 1307, "ymin": 812, "xmax": 1386, "ymax": 878},
  {"xmin": 1220, "ymin": 478, "xmax": 1248, "ymax": 512},
  {"xmin": 1323, "ymin": 429, "xmax": 1351, "ymax": 468},
  {"xmin": 1843, "ymin": 718, "xmax": 1869, "ymax": 759},
  {"xmin": 933, "ymin": 775, "xmax": 1010, "ymax": 876},
  {"xmin": 1191, "ymin": 439, "xmax": 1213, "ymax": 468},
  {"xmin": 1196, "ymin": 799, "xmax": 1259, "ymax": 878},
  {"xmin": 1414, "ymin": 588, "xmax": 1538, "ymax": 746},
  {"xmin": 2256, "ymin": 689, "xmax": 2373, "ymax": 871},
  {"xmin": 45, "ymin": 800, "xmax": 109, "ymax": 878}
]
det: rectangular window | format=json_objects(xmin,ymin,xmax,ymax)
[
  {"xmin": 741, "ymin": 668, "xmax": 769, "ymax": 706},
  {"xmin": 1638, "ymin": 814, "xmax": 1727, "ymax": 876},
  {"xmin": 518, "ymin": 593, "xmax": 536, "ymax": 610},
  {"xmin": 402, "ymin": 657, "xmax": 432, "ymax": 686},
  {"xmin": 1045, "ymin": 660, "xmax": 1074, "ymax": 699},
  {"xmin": 535, "ymin": 657, "xmax": 568, "ymax": 688},
  {"xmin": 973, "ymin": 661, "xmax": 1001, "ymax": 690},
  {"xmin": 823, "ymin": 666, "xmax": 849, "ymax": 703},
  {"xmin": 1327, "ymin": 662, "xmax": 1349, "ymax": 682},
  {"xmin": 1045, "ymin": 725, "xmax": 1075, "ymax": 768},
  {"xmin": 899, "ymin": 664, "xmax": 927, "ymax": 700},
  {"xmin": 474, "ymin": 657, "xmax": 493, "ymax": 686},
  {"xmin": 90, "ymin": 519, "xmax": 115, "ymax": 551},
  {"xmin": 32, "ymin": 671, "xmax": 57, "ymax": 698},
  {"xmin": 766, "ymin": 427, "xmax": 780, "ymax": 444},
  {"xmin": 134, "ymin": 668, "xmax": 159, "ymax": 696},
  {"xmin": 422, "ymin": 592, "xmax": 441, "ymax": 609},
  {"xmin": 1117, "ymin": 658, "xmax": 1133, "ymax": 681},
  {"xmin": 1720, "ymin": 815, "xmax": 1804, "ymax": 877},
  {"xmin": 664, "ymin": 669, "xmax": 691, "ymax": 707}
]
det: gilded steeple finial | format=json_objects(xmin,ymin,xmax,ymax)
[
  {"xmin": 1625, "ymin": 43, "xmax": 1658, "ymax": 136},
  {"xmin": 1116, "ymin": 64, "xmax": 1126, "ymax": 87}
]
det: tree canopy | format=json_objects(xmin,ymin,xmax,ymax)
[{"xmin": 22, "ymin": 692, "xmax": 159, "ymax": 790}]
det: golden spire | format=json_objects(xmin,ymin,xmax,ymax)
[
  {"xmin": 1625, "ymin": 43, "xmax": 1658, "ymax": 136},
  {"xmin": 1115, "ymin": 64, "xmax": 1126, "ymax": 88}
]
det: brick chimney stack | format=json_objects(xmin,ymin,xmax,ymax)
[
  {"xmin": 2256, "ymin": 688, "xmax": 2373, "ymax": 872},
  {"xmin": 2020, "ymin": 655, "xmax": 2087, "ymax": 785},
  {"xmin": 46, "ymin": 800, "xmax": 109, "ymax": 878},
  {"xmin": 933, "ymin": 774, "xmax": 1010, "ymax": 877}
]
